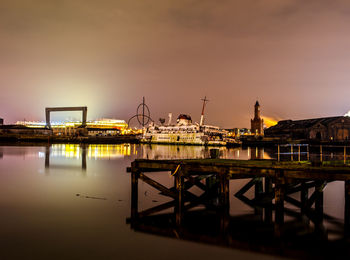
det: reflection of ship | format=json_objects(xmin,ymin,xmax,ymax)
[
  {"xmin": 138, "ymin": 144, "xmax": 272, "ymax": 160},
  {"xmin": 141, "ymin": 97, "xmax": 240, "ymax": 146}
]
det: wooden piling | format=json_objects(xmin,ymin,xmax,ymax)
[
  {"xmin": 264, "ymin": 177, "xmax": 273, "ymax": 223},
  {"xmin": 175, "ymin": 170, "xmax": 184, "ymax": 226},
  {"xmin": 219, "ymin": 172, "xmax": 230, "ymax": 208},
  {"xmin": 315, "ymin": 181, "xmax": 324, "ymax": 217},
  {"xmin": 275, "ymin": 170, "xmax": 285, "ymax": 236},
  {"xmin": 131, "ymin": 170, "xmax": 139, "ymax": 222},
  {"xmin": 300, "ymin": 181, "xmax": 308, "ymax": 215}
]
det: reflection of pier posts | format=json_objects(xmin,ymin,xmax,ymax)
[
  {"xmin": 131, "ymin": 169, "xmax": 139, "ymax": 224},
  {"xmin": 255, "ymin": 177, "xmax": 263, "ymax": 217},
  {"xmin": 82, "ymin": 146, "xmax": 87, "ymax": 170},
  {"xmin": 175, "ymin": 170, "xmax": 184, "ymax": 226},
  {"xmin": 45, "ymin": 145, "xmax": 50, "ymax": 168},
  {"xmin": 345, "ymin": 181, "xmax": 350, "ymax": 236},
  {"xmin": 275, "ymin": 170, "xmax": 285, "ymax": 236}
]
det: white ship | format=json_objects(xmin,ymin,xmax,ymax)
[{"xmin": 141, "ymin": 97, "xmax": 239, "ymax": 146}]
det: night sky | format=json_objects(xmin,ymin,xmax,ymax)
[{"xmin": 1, "ymin": 0, "xmax": 350, "ymax": 128}]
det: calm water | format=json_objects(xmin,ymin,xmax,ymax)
[{"xmin": 0, "ymin": 144, "xmax": 347, "ymax": 259}]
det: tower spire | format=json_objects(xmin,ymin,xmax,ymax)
[{"xmin": 251, "ymin": 100, "xmax": 264, "ymax": 135}]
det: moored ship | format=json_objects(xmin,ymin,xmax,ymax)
[{"xmin": 141, "ymin": 97, "xmax": 240, "ymax": 146}]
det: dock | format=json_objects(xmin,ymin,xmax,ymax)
[{"xmin": 127, "ymin": 158, "xmax": 350, "ymax": 258}]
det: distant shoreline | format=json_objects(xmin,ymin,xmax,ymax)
[{"xmin": 0, "ymin": 134, "xmax": 140, "ymax": 145}]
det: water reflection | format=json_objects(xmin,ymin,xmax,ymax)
[
  {"xmin": 49, "ymin": 144, "xmax": 132, "ymax": 159},
  {"xmin": 42, "ymin": 144, "xmax": 133, "ymax": 172},
  {"xmin": 0, "ymin": 144, "xmax": 274, "ymax": 167},
  {"xmin": 1, "ymin": 144, "xmax": 350, "ymax": 163},
  {"xmin": 1, "ymin": 143, "xmax": 350, "ymax": 259}
]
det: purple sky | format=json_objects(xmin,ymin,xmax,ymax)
[{"xmin": 1, "ymin": 0, "xmax": 350, "ymax": 128}]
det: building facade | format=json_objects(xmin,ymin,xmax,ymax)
[
  {"xmin": 265, "ymin": 116, "xmax": 350, "ymax": 141},
  {"xmin": 250, "ymin": 101, "xmax": 264, "ymax": 135}
]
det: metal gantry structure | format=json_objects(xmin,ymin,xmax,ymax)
[{"xmin": 128, "ymin": 97, "xmax": 153, "ymax": 128}]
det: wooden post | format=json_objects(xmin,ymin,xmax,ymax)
[
  {"xmin": 219, "ymin": 173, "xmax": 230, "ymax": 208},
  {"xmin": 291, "ymin": 145, "xmax": 293, "ymax": 161},
  {"xmin": 320, "ymin": 145, "xmax": 323, "ymax": 162},
  {"xmin": 175, "ymin": 170, "xmax": 184, "ymax": 226},
  {"xmin": 255, "ymin": 177, "xmax": 263, "ymax": 198},
  {"xmin": 219, "ymin": 172, "xmax": 230, "ymax": 237},
  {"xmin": 275, "ymin": 170, "xmax": 285, "ymax": 236},
  {"xmin": 300, "ymin": 181, "xmax": 308, "ymax": 215},
  {"xmin": 298, "ymin": 145, "xmax": 301, "ymax": 162},
  {"xmin": 345, "ymin": 180, "xmax": 350, "ymax": 236},
  {"xmin": 277, "ymin": 144, "xmax": 280, "ymax": 162},
  {"xmin": 264, "ymin": 177, "xmax": 273, "ymax": 223},
  {"xmin": 307, "ymin": 145, "xmax": 309, "ymax": 161},
  {"xmin": 344, "ymin": 146, "xmax": 346, "ymax": 165},
  {"xmin": 315, "ymin": 181, "xmax": 324, "ymax": 220},
  {"xmin": 255, "ymin": 177, "xmax": 263, "ymax": 217},
  {"xmin": 131, "ymin": 170, "xmax": 139, "ymax": 223}
]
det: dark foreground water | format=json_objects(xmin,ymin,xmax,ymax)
[{"xmin": 0, "ymin": 144, "xmax": 348, "ymax": 259}]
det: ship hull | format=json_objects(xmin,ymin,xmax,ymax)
[{"xmin": 141, "ymin": 132, "xmax": 226, "ymax": 146}]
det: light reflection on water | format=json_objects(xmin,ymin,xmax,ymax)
[
  {"xmin": 0, "ymin": 144, "xmax": 348, "ymax": 259},
  {"xmin": 38, "ymin": 144, "xmax": 272, "ymax": 161}
]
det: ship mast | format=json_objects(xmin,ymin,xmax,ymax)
[{"xmin": 200, "ymin": 96, "xmax": 209, "ymax": 126}]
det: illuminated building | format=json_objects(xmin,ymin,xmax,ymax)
[
  {"xmin": 250, "ymin": 101, "xmax": 264, "ymax": 135},
  {"xmin": 226, "ymin": 128, "xmax": 251, "ymax": 138},
  {"xmin": 16, "ymin": 118, "xmax": 130, "ymax": 136}
]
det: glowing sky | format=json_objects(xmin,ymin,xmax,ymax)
[{"xmin": 1, "ymin": 0, "xmax": 350, "ymax": 127}]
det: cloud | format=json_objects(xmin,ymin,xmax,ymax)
[{"xmin": 2, "ymin": 0, "xmax": 350, "ymax": 126}]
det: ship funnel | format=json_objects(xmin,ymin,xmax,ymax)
[
  {"xmin": 168, "ymin": 113, "xmax": 172, "ymax": 125},
  {"xmin": 200, "ymin": 115, "xmax": 204, "ymax": 126},
  {"xmin": 200, "ymin": 96, "xmax": 209, "ymax": 126}
]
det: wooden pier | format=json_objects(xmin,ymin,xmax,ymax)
[{"xmin": 127, "ymin": 158, "xmax": 350, "ymax": 258}]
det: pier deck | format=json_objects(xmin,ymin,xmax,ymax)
[{"xmin": 129, "ymin": 158, "xmax": 350, "ymax": 180}]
